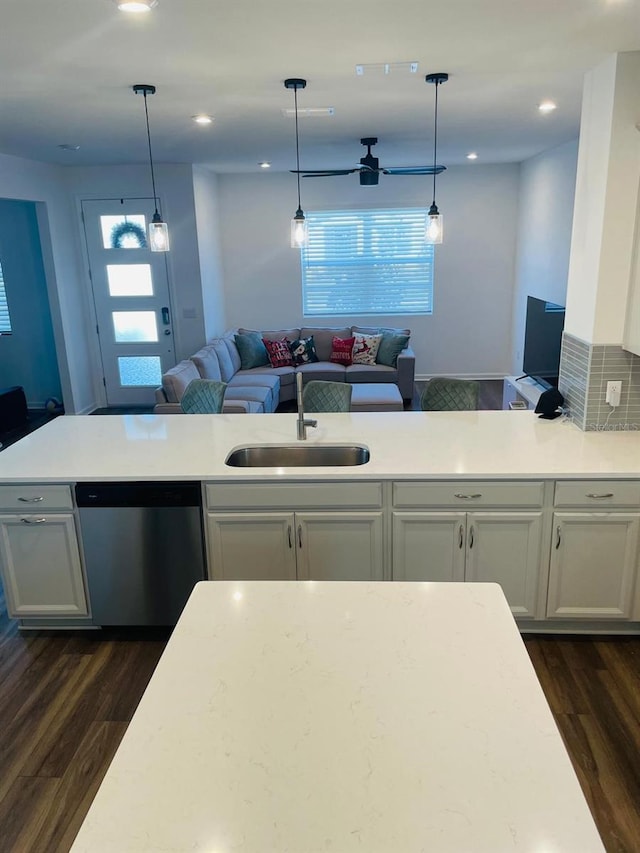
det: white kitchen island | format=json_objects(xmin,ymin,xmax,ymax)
[{"xmin": 70, "ymin": 581, "xmax": 604, "ymax": 852}]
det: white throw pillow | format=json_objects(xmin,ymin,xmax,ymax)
[{"xmin": 352, "ymin": 333, "xmax": 382, "ymax": 365}]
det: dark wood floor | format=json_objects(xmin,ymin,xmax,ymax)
[{"xmin": 0, "ymin": 577, "xmax": 639, "ymax": 853}]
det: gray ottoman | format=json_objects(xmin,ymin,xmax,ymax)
[{"xmin": 350, "ymin": 383, "xmax": 403, "ymax": 412}]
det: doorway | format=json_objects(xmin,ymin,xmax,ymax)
[{"xmin": 82, "ymin": 198, "xmax": 176, "ymax": 406}]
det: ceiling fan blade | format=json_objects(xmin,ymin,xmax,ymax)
[
  {"xmin": 290, "ymin": 169, "xmax": 358, "ymax": 176},
  {"xmin": 382, "ymin": 165, "xmax": 447, "ymax": 176}
]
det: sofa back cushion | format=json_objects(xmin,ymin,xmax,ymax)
[
  {"xmin": 161, "ymin": 359, "xmax": 200, "ymax": 403},
  {"xmin": 240, "ymin": 327, "xmax": 300, "ymax": 345},
  {"xmin": 191, "ymin": 346, "xmax": 223, "ymax": 381},
  {"xmin": 351, "ymin": 324, "xmax": 411, "ymax": 337},
  {"xmin": 209, "ymin": 339, "xmax": 237, "ymax": 381},
  {"xmin": 301, "ymin": 327, "xmax": 351, "ymax": 362}
]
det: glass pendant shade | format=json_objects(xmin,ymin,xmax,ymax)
[
  {"xmin": 149, "ymin": 213, "xmax": 170, "ymax": 252},
  {"xmin": 290, "ymin": 209, "xmax": 308, "ymax": 249},
  {"xmin": 425, "ymin": 204, "xmax": 443, "ymax": 245}
]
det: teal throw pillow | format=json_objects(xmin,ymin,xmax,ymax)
[
  {"xmin": 376, "ymin": 333, "xmax": 410, "ymax": 367},
  {"xmin": 234, "ymin": 332, "xmax": 269, "ymax": 370}
]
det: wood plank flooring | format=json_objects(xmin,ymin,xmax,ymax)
[{"xmin": 1, "ymin": 580, "xmax": 639, "ymax": 851}]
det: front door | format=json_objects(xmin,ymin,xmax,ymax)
[{"xmin": 82, "ymin": 198, "xmax": 175, "ymax": 406}]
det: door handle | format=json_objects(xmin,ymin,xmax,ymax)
[
  {"xmin": 458, "ymin": 524, "xmax": 464, "ymax": 549},
  {"xmin": 161, "ymin": 307, "xmax": 170, "ymax": 325},
  {"xmin": 21, "ymin": 517, "xmax": 47, "ymax": 524},
  {"xmin": 469, "ymin": 525, "xmax": 474, "ymax": 548},
  {"xmin": 297, "ymin": 524, "xmax": 303, "ymax": 549},
  {"xmin": 555, "ymin": 526, "xmax": 561, "ymax": 549},
  {"xmin": 287, "ymin": 524, "xmax": 293, "ymax": 549}
]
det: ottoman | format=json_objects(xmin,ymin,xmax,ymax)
[
  {"xmin": 0, "ymin": 386, "xmax": 28, "ymax": 432},
  {"xmin": 350, "ymin": 383, "xmax": 404, "ymax": 412}
]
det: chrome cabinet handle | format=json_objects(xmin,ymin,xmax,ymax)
[
  {"xmin": 585, "ymin": 493, "xmax": 614, "ymax": 499},
  {"xmin": 287, "ymin": 524, "xmax": 293, "ymax": 549},
  {"xmin": 297, "ymin": 524, "xmax": 303, "ymax": 549},
  {"xmin": 556, "ymin": 526, "xmax": 561, "ymax": 549},
  {"xmin": 458, "ymin": 524, "xmax": 464, "ymax": 549},
  {"xmin": 18, "ymin": 496, "xmax": 44, "ymax": 503},
  {"xmin": 454, "ymin": 493, "xmax": 482, "ymax": 500},
  {"xmin": 21, "ymin": 517, "xmax": 47, "ymax": 524},
  {"xmin": 469, "ymin": 525, "xmax": 474, "ymax": 548}
]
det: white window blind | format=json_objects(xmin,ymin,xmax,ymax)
[
  {"xmin": 301, "ymin": 208, "xmax": 434, "ymax": 317},
  {"xmin": 0, "ymin": 260, "xmax": 11, "ymax": 334}
]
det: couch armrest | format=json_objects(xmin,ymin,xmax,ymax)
[{"xmin": 396, "ymin": 345, "xmax": 416, "ymax": 401}]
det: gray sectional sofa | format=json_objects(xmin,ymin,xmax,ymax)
[{"xmin": 154, "ymin": 325, "xmax": 415, "ymax": 414}]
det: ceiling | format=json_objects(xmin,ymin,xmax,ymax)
[{"xmin": 1, "ymin": 0, "xmax": 639, "ymax": 173}]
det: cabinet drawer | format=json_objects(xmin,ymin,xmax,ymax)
[
  {"xmin": 393, "ymin": 480, "xmax": 544, "ymax": 509},
  {"xmin": 554, "ymin": 480, "xmax": 640, "ymax": 508},
  {"xmin": 206, "ymin": 481, "xmax": 382, "ymax": 510},
  {"xmin": 0, "ymin": 484, "xmax": 73, "ymax": 511}
]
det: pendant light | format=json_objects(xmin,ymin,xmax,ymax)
[
  {"xmin": 425, "ymin": 73, "xmax": 448, "ymax": 245},
  {"xmin": 133, "ymin": 84, "xmax": 170, "ymax": 252},
  {"xmin": 284, "ymin": 78, "xmax": 308, "ymax": 249}
]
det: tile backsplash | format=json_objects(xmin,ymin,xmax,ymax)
[{"xmin": 559, "ymin": 333, "xmax": 640, "ymax": 431}]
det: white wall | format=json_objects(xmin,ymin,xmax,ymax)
[
  {"xmin": 218, "ymin": 165, "xmax": 520, "ymax": 378},
  {"xmin": 0, "ymin": 200, "xmax": 62, "ymax": 406},
  {"xmin": 510, "ymin": 139, "xmax": 578, "ymax": 374},
  {"xmin": 0, "ymin": 152, "xmax": 92, "ymax": 413},
  {"xmin": 192, "ymin": 166, "xmax": 227, "ymax": 340},
  {"xmin": 64, "ymin": 163, "xmax": 209, "ymax": 363}
]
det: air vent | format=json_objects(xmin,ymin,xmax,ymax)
[
  {"xmin": 356, "ymin": 62, "xmax": 418, "ymax": 75},
  {"xmin": 281, "ymin": 107, "xmax": 335, "ymax": 118}
]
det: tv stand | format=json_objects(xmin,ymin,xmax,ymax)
[{"xmin": 502, "ymin": 376, "xmax": 547, "ymax": 410}]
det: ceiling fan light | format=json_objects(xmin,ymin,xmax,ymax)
[
  {"xmin": 291, "ymin": 209, "xmax": 308, "ymax": 249},
  {"xmin": 116, "ymin": 0, "xmax": 158, "ymax": 12},
  {"xmin": 425, "ymin": 204, "xmax": 443, "ymax": 245}
]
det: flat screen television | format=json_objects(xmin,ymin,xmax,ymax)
[{"xmin": 522, "ymin": 295, "xmax": 565, "ymax": 388}]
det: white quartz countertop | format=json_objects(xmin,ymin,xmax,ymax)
[
  {"xmin": 1, "ymin": 410, "xmax": 639, "ymax": 482},
  {"xmin": 71, "ymin": 581, "xmax": 604, "ymax": 852}
]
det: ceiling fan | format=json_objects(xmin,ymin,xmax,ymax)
[{"xmin": 290, "ymin": 137, "xmax": 446, "ymax": 187}]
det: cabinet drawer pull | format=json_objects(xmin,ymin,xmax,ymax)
[
  {"xmin": 585, "ymin": 492, "xmax": 614, "ymax": 499},
  {"xmin": 458, "ymin": 524, "xmax": 464, "ymax": 549},
  {"xmin": 555, "ymin": 526, "xmax": 561, "ymax": 549},
  {"xmin": 287, "ymin": 524, "xmax": 293, "ymax": 549},
  {"xmin": 297, "ymin": 524, "xmax": 303, "ymax": 549},
  {"xmin": 21, "ymin": 517, "xmax": 47, "ymax": 524},
  {"xmin": 469, "ymin": 525, "xmax": 474, "ymax": 548},
  {"xmin": 454, "ymin": 493, "xmax": 482, "ymax": 500},
  {"xmin": 18, "ymin": 496, "xmax": 44, "ymax": 503}
]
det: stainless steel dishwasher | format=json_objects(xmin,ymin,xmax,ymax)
[{"xmin": 76, "ymin": 481, "xmax": 206, "ymax": 626}]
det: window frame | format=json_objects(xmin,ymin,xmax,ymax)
[{"xmin": 0, "ymin": 257, "xmax": 12, "ymax": 334}]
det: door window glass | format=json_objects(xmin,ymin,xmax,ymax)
[
  {"xmin": 118, "ymin": 356, "xmax": 162, "ymax": 387},
  {"xmin": 101, "ymin": 215, "xmax": 147, "ymax": 249},
  {"xmin": 112, "ymin": 311, "xmax": 158, "ymax": 342},
  {"xmin": 107, "ymin": 264, "xmax": 153, "ymax": 296}
]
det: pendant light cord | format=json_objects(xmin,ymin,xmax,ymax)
[
  {"xmin": 294, "ymin": 84, "xmax": 302, "ymax": 213},
  {"xmin": 432, "ymin": 79, "xmax": 439, "ymax": 207},
  {"xmin": 142, "ymin": 91, "xmax": 159, "ymax": 214}
]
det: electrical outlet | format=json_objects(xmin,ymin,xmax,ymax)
[{"xmin": 606, "ymin": 380, "xmax": 622, "ymax": 408}]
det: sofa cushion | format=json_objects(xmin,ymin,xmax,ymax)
[
  {"xmin": 222, "ymin": 337, "xmax": 242, "ymax": 373},
  {"xmin": 210, "ymin": 339, "xmax": 237, "ymax": 382},
  {"xmin": 296, "ymin": 362, "xmax": 346, "ymax": 381},
  {"xmin": 352, "ymin": 333, "xmax": 382, "ymax": 365},
  {"xmin": 301, "ymin": 327, "xmax": 351, "ymax": 361},
  {"xmin": 345, "ymin": 364, "xmax": 397, "ymax": 383},
  {"xmin": 161, "ymin": 359, "xmax": 200, "ymax": 403},
  {"xmin": 228, "ymin": 372, "xmax": 280, "ymax": 410},
  {"xmin": 376, "ymin": 333, "xmax": 411, "ymax": 367},
  {"xmin": 263, "ymin": 338, "xmax": 294, "ymax": 368},
  {"xmin": 191, "ymin": 346, "xmax": 223, "ymax": 381},
  {"xmin": 330, "ymin": 335, "xmax": 355, "ymax": 365},
  {"xmin": 234, "ymin": 332, "xmax": 269, "ymax": 369},
  {"xmin": 224, "ymin": 384, "xmax": 275, "ymax": 413},
  {"xmin": 240, "ymin": 327, "xmax": 300, "ymax": 344},
  {"xmin": 352, "ymin": 324, "xmax": 411, "ymax": 337},
  {"xmin": 289, "ymin": 336, "xmax": 319, "ymax": 366}
]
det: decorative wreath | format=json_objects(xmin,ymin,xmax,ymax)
[{"xmin": 110, "ymin": 221, "xmax": 147, "ymax": 249}]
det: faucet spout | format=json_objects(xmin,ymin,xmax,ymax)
[{"xmin": 296, "ymin": 373, "xmax": 317, "ymax": 440}]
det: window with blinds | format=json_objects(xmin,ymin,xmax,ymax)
[
  {"xmin": 301, "ymin": 208, "xmax": 434, "ymax": 317},
  {"xmin": 0, "ymin": 260, "xmax": 11, "ymax": 334}
]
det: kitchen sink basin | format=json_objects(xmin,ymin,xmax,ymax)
[{"xmin": 225, "ymin": 444, "xmax": 370, "ymax": 468}]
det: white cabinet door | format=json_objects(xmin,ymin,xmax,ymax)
[
  {"xmin": 465, "ymin": 512, "xmax": 543, "ymax": 618},
  {"xmin": 547, "ymin": 513, "xmax": 640, "ymax": 619},
  {"xmin": 0, "ymin": 514, "xmax": 88, "ymax": 617},
  {"xmin": 392, "ymin": 512, "xmax": 466, "ymax": 582},
  {"xmin": 206, "ymin": 512, "xmax": 297, "ymax": 580},
  {"xmin": 296, "ymin": 512, "xmax": 384, "ymax": 581}
]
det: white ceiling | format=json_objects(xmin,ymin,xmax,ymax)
[{"xmin": 1, "ymin": 0, "xmax": 639, "ymax": 173}]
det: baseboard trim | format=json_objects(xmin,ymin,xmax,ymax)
[{"xmin": 415, "ymin": 373, "xmax": 506, "ymax": 382}]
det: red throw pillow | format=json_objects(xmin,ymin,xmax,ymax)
[
  {"xmin": 263, "ymin": 338, "xmax": 294, "ymax": 368},
  {"xmin": 330, "ymin": 336, "xmax": 355, "ymax": 365}
]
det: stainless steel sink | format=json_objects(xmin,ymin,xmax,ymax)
[{"xmin": 225, "ymin": 444, "xmax": 370, "ymax": 467}]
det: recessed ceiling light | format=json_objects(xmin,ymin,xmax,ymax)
[
  {"xmin": 538, "ymin": 100, "xmax": 557, "ymax": 114},
  {"xmin": 58, "ymin": 144, "xmax": 80, "ymax": 151},
  {"xmin": 115, "ymin": 0, "xmax": 158, "ymax": 12},
  {"xmin": 259, "ymin": 162, "xmax": 271, "ymax": 169},
  {"xmin": 192, "ymin": 114, "xmax": 213, "ymax": 125},
  {"xmin": 466, "ymin": 152, "xmax": 478, "ymax": 160}
]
